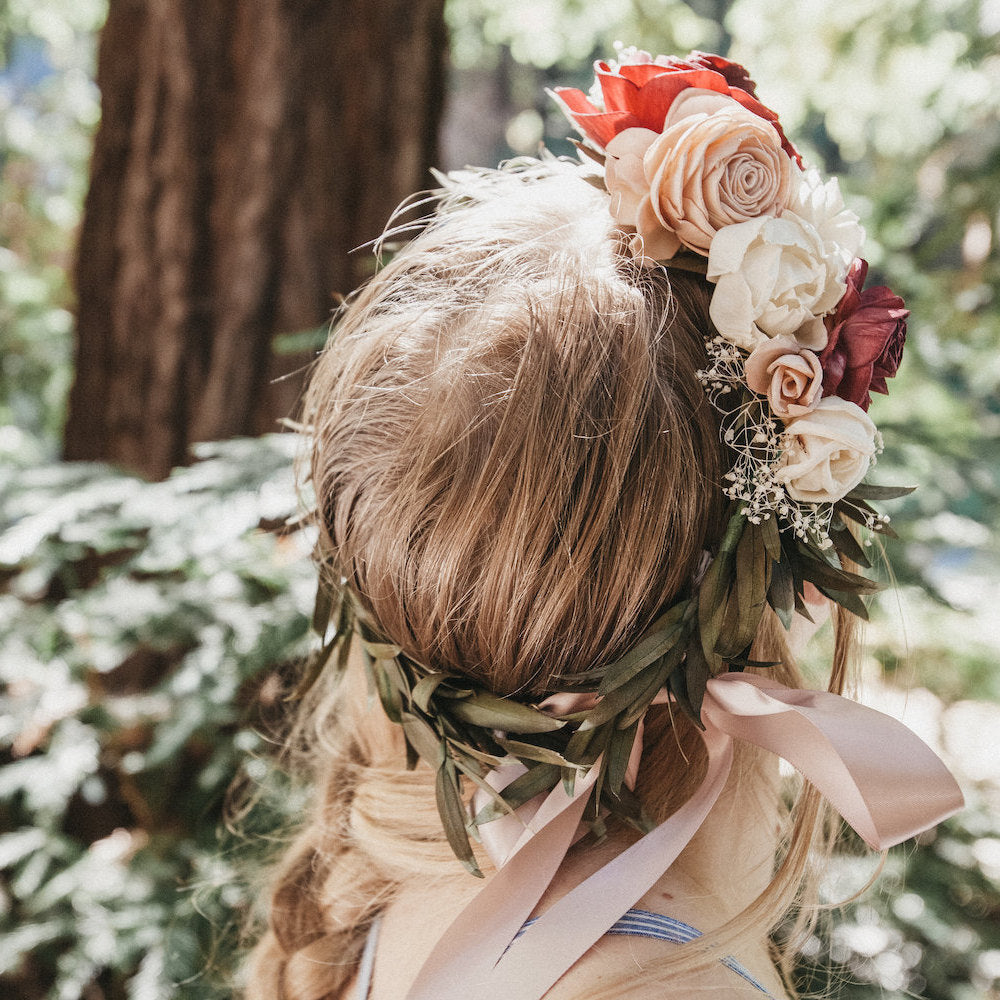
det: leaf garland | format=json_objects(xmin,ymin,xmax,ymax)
[{"xmin": 299, "ymin": 469, "xmax": 907, "ymax": 870}]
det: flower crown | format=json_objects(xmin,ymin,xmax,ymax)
[
  {"xmin": 552, "ymin": 48, "xmax": 910, "ymax": 540},
  {"xmin": 307, "ymin": 49, "xmax": 917, "ymax": 875}
]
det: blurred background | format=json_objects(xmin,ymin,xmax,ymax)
[{"xmin": 0, "ymin": 1, "xmax": 998, "ymax": 997}]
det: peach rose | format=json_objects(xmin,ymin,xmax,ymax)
[
  {"xmin": 775, "ymin": 397, "xmax": 877, "ymax": 504},
  {"xmin": 605, "ymin": 91, "xmax": 791, "ymax": 260},
  {"xmin": 744, "ymin": 337, "xmax": 823, "ymax": 420}
]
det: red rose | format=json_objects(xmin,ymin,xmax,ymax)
[
  {"xmin": 553, "ymin": 51, "xmax": 801, "ymax": 166},
  {"xmin": 819, "ymin": 259, "xmax": 908, "ymax": 411}
]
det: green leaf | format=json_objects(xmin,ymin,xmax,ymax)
[
  {"xmin": 717, "ymin": 522, "xmax": 769, "ymax": 659},
  {"xmin": 596, "ymin": 604, "xmax": 687, "ymax": 696},
  {"xmin": 603, "ymin": 719, "xmax": 639, "ymax": 799},
  {"xmin": 412, "ymin": 672, "xmax": 459, "ymax": 713},
  {"xmin": 400, "ymin": 711, "xmax": 446, "ymax": 768},
  {"xmin": 310, "ymin": 574, "xmax": 337, "ymax": 639},
  {"xmin": 362, "ymin": 639, "xmax": 403, "ymax": 660},
  {"xmin": 285, "ymin": 634, "xmax": 339, "ymax": 701},
  {"xmin": 448, "ymin": 691, "xmax": 564, "ymax": 734},
  {"xmin": 760, "ymin": 513, "xmax": 782, "ymax": 563},
  {"xmin": 495, "ymin": 738, "xmax": 575, "ymax": 767},
  {"xmin": 829, "ymin": 519, "xmax": 873, "ymax": 569},
  {"xmin": 565, "ymin": 715, "xmax": 613, "ymax": 767},
  {"xmin": 816, "ymin": 586, "xmax": 871, "ymax": 621},
  {"xmin": 698, "ymin": 560, "xmax": 731, "ymax": 662},
  {"xmin": 796, "ymin": 551, "xmax": 881, "ymax": 594},
  {"xmin": 472, "ymin": 763, "xmax": 560, "ymax": 826},
  {"xmin": 370, "ymin": 656, "xmax": 403, "ymax": 723},
  {"xmin": 564, "ymin": 721, "xmax": 600, "ymax": 764},
  {"xmin": 846, "ymin": 483, "xmax": 916, "ymax": 501},
  {"xmin": 667, "ymin": 645, "xmax": 706, "ymax": 728},
  {"xmin": 617, "ymin": 657, "xmax": 675, "ymax": 730},
  {"xmin": 767, "ymin": 557, "xmax": 795, "ymax": 631},
  {"xmin": 436, "ymin": 760, "xmax": 482, "ymax": 877},
  {"xmin": 835, "ymin": 497, "xmax": 898, "ymax": 537}
]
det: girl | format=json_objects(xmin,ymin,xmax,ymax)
[{"xmin": 245, "ymin": 50, "xmax": 961, "ymax": 1000}]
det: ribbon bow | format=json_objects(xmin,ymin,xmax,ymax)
[{"xmin": 406, "ymin": 673, "xmax": 963, "ymax": 1000}]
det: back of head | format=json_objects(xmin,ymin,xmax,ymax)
[{"xmin": 308, "ymin": 164, "xmax": 725, "ymax": 696}]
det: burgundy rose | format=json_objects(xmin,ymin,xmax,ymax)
[
  {"xmin": 819, "ymin": 259, "xmax": 908, "ymax": 411},
  {"xmin": 553, "ymin": 51, "xmax": 801, "ymax": 165}
]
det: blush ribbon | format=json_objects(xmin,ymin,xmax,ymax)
[{"xmin": 405, "ymin": 673, "xmax": 964, "ymax": 1000}]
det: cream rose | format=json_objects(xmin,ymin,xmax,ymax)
[
  {"xmin": 744, "ymin": 337, "xmax": 823, "ymax": 420},
  {"xmin": 604, "ymin": 91, "xmax": 791, "ymax": 261},
  {"xmin": 706, "ymin": 212, "xmax": 848, "ymax": 352},
  {"xmin": 788, "ymin": 169, "xmax": 865, "ymax": 274},
  {"xmin": 775, "ymin": 397, "xmax": 877, "ymax": 503}
]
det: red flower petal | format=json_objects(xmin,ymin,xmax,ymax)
[
  {"xmin": 596, "ymin": 70, "xmax": 642, "ymax": 112},
  {"xmin": 820, "ymin": 258, "xmax": 907, "ymax": 410},
  {"xmin": 568, "ymin": 110, "xmax": 643, "ymax": 148},
  {"xmin": 687, "ymin": 52, "xmax": 759, "ymax": 97},
  {"xmin": 552, "ymin": 87, "xmax": 600, "ymax": 117},
  {"xmin": 617, "ymin": 62, "xmax": 680, "ymax": 86},
  {"xmin": 630, "ymin": 69, "xmax": 729, "ymax": 130}
]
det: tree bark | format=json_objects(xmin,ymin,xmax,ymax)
[{"xmin": 65, "ymin": 0, "xmax": 448, "ymax": 479}]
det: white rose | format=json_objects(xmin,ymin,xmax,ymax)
[
  {"xmin": 605, "ymin": 92, "xmax": 791, "ymax": 261},
  {"xmin": 788, "ymin": 169, "xmax": 865, "ymax": 275},
  {"xmin": 775, "ymin": 397, "xmax": 878, "ymax": 503},
  {"xmin": 706, "ymin": 212, "xmax": 848, "ymax": 351}
]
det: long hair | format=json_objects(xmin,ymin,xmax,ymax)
[{"xmin": 244, "ymin": 162, "xmax": 858, "ymax": 1000}]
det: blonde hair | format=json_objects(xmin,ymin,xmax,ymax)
[{"xmin": 245, "ymin": 162, "xmax": 858, "ymax": 999}]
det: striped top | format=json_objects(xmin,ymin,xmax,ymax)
[{"xmin": 354, "ymin": 908, "xmax": 775, "ymax": 998}]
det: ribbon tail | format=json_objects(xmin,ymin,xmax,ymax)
[
  {"xmin": 485, "ymin": 726, "xmax": 733, "ymax": 1000},
  {"xmin": 703, "ymin": 673, "xmax": 964, "ymax": 850},
  {"xmin": 406, "ymin": 767, "xmax": 597, "ymax": 1000}
]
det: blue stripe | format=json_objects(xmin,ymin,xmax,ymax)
[{"xmin": 516, "ymin": 907, "xmax": 774, "ymax": 996}]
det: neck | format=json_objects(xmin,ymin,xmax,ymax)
[{"xmin": 364, "ymin": 752, "xmax": 791, "ymax": 1000}]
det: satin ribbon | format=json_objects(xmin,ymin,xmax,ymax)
[{"xmin": 406, "ymin": 673, "xmax": 963, "ymax": 1000}]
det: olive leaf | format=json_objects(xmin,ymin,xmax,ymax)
[
  {"xmin": 698, "ymin": 509, "xmax": 745, "ymax": 662},
  {"xmin": 596, "ymin": 604, "xmax": 688, "ymax": 696},
  {"xmin": 719, "ymin": 520, "xmax": 770, "ymax": 658},
  {"xmin": 829, "ymin": 518, "xmax": 873, "ymax": 568},
  {"xmin": 400, "ymin": 711, "xmax": 446, "ymax": 768},
  {"xmin": 767, "ymin": 556, "xmax": 795, "ymax": 631},
  {"xmin": 471, "ymin": 763, "xmax": 561, "ymax": 826},
  {"xmin": 846, "ymin": 483, "xmax": 916, "ymax": 501},
  {"xmin": 285, "ymin": 634, "xmax": 339, "ymax": 702},
  {"xmin": 816, "ymin": 586, "xmax": 870, "ymax": 621},
  {"xmin": 368, "ymin": 655, "xmax": 404, "ymax": 723},
  {"xmin": 836, "ymin": 497, "xmax": 899, "ymax": 538},
  {"xmin": 796, "ymin": 551, "xmax": 881, "ymax": 595},
  {"xmin": 412, "ymin": 672, "xmax": 460, "ymax": 712},
  {"xmin": 603, "ymin": 719, "xmax": 639, "ymax": 800},
  {"xmin": 760, "ymin": 514, "xmax": 782, "ymax": 563},
  {"xmin": 495, "ymin": 737, "xmax": 576, "ymax": 768},
  {"xmin": 436, "ymin": 760, "xmax": 482, "ymax": 877},
  {"xmin": 310, "ymin": 570, "xmax": 338, "ymax": 639},
  {"xmin": 448, "ymin": 691, "xmax": 565, "ymax": 734}
]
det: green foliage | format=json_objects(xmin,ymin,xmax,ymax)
[
  {"xmin": 0, "ymin": 435, "xmax": 314, "ymax": 999},
  {"xmin": 0, "ymin": 0, "xmax": 105, "ymax": 453},
  {"xmin": 790, "ymin": 797, "xmax": 1000, "ymax": 999}
]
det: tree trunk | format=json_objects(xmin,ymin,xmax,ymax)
[{"xmin": 65, "ymin": 0, "xmax": 448, "ymax": 479}]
